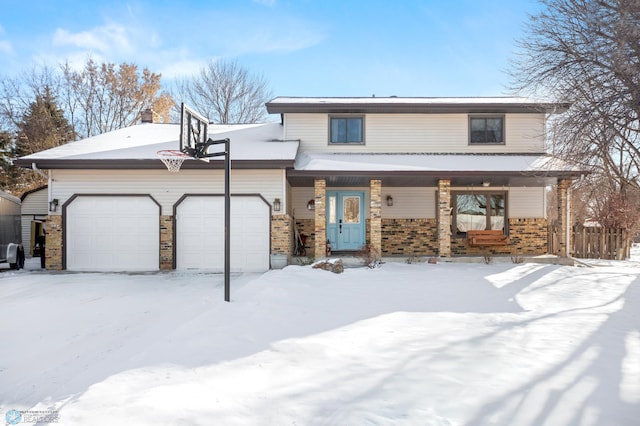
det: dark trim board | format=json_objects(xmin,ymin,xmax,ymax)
[{"xmin": 14, "ymin": 159, "xmax": 295, "ymax": 170}]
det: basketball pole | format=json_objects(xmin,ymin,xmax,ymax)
[
  {"xmin": 223, "ymin": 138, "xmax": 230, "ymax": 302},
  {"xmin": 196, "ymin": 137, "xmax": 231, "ymax": 302}
]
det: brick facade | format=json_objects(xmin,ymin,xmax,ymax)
[
  {"xmin": 271, "ymin": 214, "xmax": 293, "ymax": 255},
  {"xmin": 379, "ymin": 217, "xmax": 548, "ymax": 257},
  {"xmin": 381, "ymin": 219, "xmax": 438, "ymax": 255},
  {"xmin": 45, "ymin": 214, "xmax": 63, "ymax": 270},
  {"xmin": 451, "ymin": 218, "xmax": 549, "ymax": 255},
  {"xmin": 160, "ymin": 215, "xmax": 173, "ymax": 270},
  {"xmin": 314, "ymin": 179, "xmax": 327, "ymax": 258},
  {"xmin": 369, "ymin": 179, "xmax": 382, "ymax": 255},
  {"xmin": 437, "ymin": 179, "xmax": 451, "ymax": 257},
  {"xmin": 294, "ymin": 218, "xmax": 314, "ymax": 255},
  {"xmin": 557, "ymin": 179, "xmax": 572, "ymax": 257}
]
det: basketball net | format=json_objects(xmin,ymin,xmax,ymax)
[{"xmin": 157, "ymin": 150, "xmax": 190, "ymax": 172}]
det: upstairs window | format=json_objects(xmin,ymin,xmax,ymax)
[
  {"xmin": 330, "ymin": 116, "xmax": 364, "ymax": 144},
  {"xmin": 469, "ymin": 116, "xmax": 504, "ymax": 144}
]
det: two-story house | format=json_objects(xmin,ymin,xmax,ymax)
[
  {"xmin": 16, "ymin": 97, "xmax": 584, "ymax": 272},
  {"xmin": 267, "ymin": 97, "xmax": 582, "ymax": 262}
]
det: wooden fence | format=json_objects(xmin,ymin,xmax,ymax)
[{"xmin": 548, "ymin": 225, "xmax": 632, "ymax": 260}]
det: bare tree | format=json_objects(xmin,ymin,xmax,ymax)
[
  {"xmin": 174, "ymin": 59, "xmax": 272, "ymax": 124},
  {"xmin": 61, "ymin": 58, "xmax": 174, "ymax": 137},
  {"xmin": 511, "ymin": 0, "xmax": 640, "ymax": 229}
]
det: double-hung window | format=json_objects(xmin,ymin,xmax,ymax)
[
  {"xmin": 452, "ymin": 192, "xmax": 507, "ymax": 235},
  {"xmin": 330, "ymin": 116, "xmax": 364, "ymax": 144},
  {"xmin": 469, "ymin": 116, "xmax": 504, "ymax": 144}
]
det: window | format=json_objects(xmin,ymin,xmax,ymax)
[
  {"xmin": 330, "ymin": 116, "xmax": 364, "ymax": 144},
  {"xmin": 452, "ymin": 192, "xmax": 507, "ymax": 235},
  {"xmin": 469, "ymin": 116, "xmax": 504, "ymax": 144}
]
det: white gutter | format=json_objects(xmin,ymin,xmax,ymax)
[
  {"xmin": 32, "ymin": 163, "xmax": 54, "ymax": 211},
  {"xmin": 31, "ymin": 162, "xmax": 48, "ymax": 180}
]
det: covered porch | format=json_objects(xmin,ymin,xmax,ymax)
[{"xmin": 282, "ymin": 154, "xmax": 580, "ymax": 261}]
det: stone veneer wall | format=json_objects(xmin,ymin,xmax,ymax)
[
  {"xmin": 160, "ymin": 215, "xmax": 173, "ymax": 270},
  {"xmin": 271, "ymin": 214, "xmax": 293, "ymax": 255},
  {"xmin": 294, "ymin": 218, "xmax": 315, "ymax": 255},
  {"xmin": 314, "ymin": 179, "xmax": 327, "ymax": 258},
  {"xmin": 378, "ymin": 217, "xmax": 548, "ymax": 257},
  {"xmin": 451, "ymin": 218, "xmax": 549, "ymax": 255},
  {"xmin": 381, "ymin": 219, "xmax": 438, "ymax": 256},
  {"xmin": 46, "ymin": 215, "xmax": 63, "ymax": 270},
  {"xmin": 369, "ymin": 179, "xmax": 382, "ymax": 255}
]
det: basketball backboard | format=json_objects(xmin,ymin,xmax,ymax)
[{"xmin": 179, "ymin": 103, "xmax": 209, "ymax": 160}]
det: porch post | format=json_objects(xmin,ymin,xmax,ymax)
[
  {"xmin": 437, "ymin": 179, "xmax": 451, "ymax": 257},
  {"xmin": 314, "ymin": 179, "xmax": 327, "ymax": 258},
  {"xmin": 557, "ymin": 178, "xmax": 572, "ymax": 257},
  {"xmin": 369, "ymin": 179, "xmax": 382, "ymax": 256}
]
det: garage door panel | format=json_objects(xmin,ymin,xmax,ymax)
[
  {"xmin": 66, "ymin": 196, "xmax": 159, "ymax": 271},
  {"xmin": 176, "ymin": 196, "xmax": 270, "ymax": 272}
]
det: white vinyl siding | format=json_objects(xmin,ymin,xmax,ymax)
[
  {"xmin": 291, "ymin": 186, "xmax": 436, "ymax": 220},
  {"xmin": 21, "ymin": 188, "xmax": 48, "ymax": 215},
  {"xmin": 49, "ymin": 169, "xmax": 283, "ymax": 216},
  {"xmin": 21, "ymin": 188, "xmax": 48, "ymax": 257},
  {"xmin": 382, "ymin": 188, "xmax": 436, "ymax": 219},
  {"xmin": 284, "ymin": 113, "xmax": 546, "ymax": 153},
  {"xmin": 509, "ymin": 187, "xmax": 546, "ymax": 218}
]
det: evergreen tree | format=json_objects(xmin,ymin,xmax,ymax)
[{"xmin": 2, "ymin": 88, "xmax": 75, "ymax": 194}]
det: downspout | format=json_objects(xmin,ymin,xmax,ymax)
[
  {"xmin": 31, "ymin": 163, "xmax": 53, "ymax": 204},
  {"xmin": 566, "ymin": 184, "xmax": 571, "ymax": 257},
  {"xmin": 282, "ymin": 169, "xmax": 287, "ymax": 215}
]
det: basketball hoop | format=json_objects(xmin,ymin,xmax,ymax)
[{"xmin": 157, "ymin": 150, "xmax": 190, "ymax": 172}]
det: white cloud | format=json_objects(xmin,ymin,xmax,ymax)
[
  {"xmin": 52, "ymin": 23, "xmax": 132, "ymax": 55},
  {"xmin": 253, "ymin": 0, "xmax": 276, "ymax": 6},
  {"xmin": 160, "ymin": 58, "xmax": 209, "ymax": 80},
  {"xmin": 0, "ymin": 40, "xmax": 13, "ymax": 55}
]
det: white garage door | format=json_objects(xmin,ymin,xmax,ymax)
[
  {"xmin": 176, "ymin": 195, "xmax": 270, "ymax": 272},
  {"xmin": 66, "ymin": 196, "xmax": 160, "ymax": 271}
]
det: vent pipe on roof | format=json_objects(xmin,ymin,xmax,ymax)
[{"xmin": 141, "ymin": 108, "xmax": 154, "ymax": 123}]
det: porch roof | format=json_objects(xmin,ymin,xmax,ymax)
[{"xmin": 287, "ymin": 153, "xmax": 587, "ymax": 187}]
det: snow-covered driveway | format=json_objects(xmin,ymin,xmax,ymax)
[{"xmin": 1, "ymin": 257, "xmax": 639, "ymax": 425}]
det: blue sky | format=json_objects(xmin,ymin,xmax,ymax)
[{"xmin": 0, "ymin": 0, "xmax": 541, "ymax": 97}]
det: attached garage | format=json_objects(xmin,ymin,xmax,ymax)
[
  {"xmin": 175, "ymin": 195, "xmax": 270, "ymax": 272},
  {"xmin": 65, "ymin": 195, "xmax": 160, "ymax": 271}
]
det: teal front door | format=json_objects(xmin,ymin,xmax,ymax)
[{"xmin": 326, "ymin": 191, "xmax": 366, "ymax": 251}]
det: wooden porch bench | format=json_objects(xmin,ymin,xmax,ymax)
[{"xmin": 467, "ymin": 230, "xmax": 510, "ymax": 246}]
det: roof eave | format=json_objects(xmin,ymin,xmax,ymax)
[
  {"xmin": 14, "ymin": 158, "xmax": 296, "ymax": 170},
  {"xmin": 266, "ymin": 102, "xmax": 571, "ymax": 115}
]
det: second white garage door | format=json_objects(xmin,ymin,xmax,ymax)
[
  {"xmin": 66, "ymin": 195, "xmax": 160, "ymax": 271},
  {"xmin": 176, "ymin": 195, "xmax": 270, "ymax": 272}
]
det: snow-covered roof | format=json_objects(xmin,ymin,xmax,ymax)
[
  {"xmin": 16, "ymin": 122, "xmax": 299, "ymax": 169},
  {"xmin": 294, "ymin": 152, "xmax": 581, "ymax": 174},
  {"xmin": 266, "ymin": 96, "xmax": 571, "ymax": 114}
]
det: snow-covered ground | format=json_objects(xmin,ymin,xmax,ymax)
[{"xmin": 1, "ymin": 251, "xmax": 639, "ymax": 425}]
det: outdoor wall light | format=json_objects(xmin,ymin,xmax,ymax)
[
  {"xmin": 49, "ymin": 198, "xmax": 59, "ymax": 212},
  {"xmin": 273, "ymin": 198, "xmax": 281, "ymax": 212},
  {"xmin": 482, "ymin": 181, "xmax": 491, "ymax": 187},
  {"xmin": 307, "ymin": 199, "xmax": 315, "ymax": 210},
  {"xmin": 386, "ymin": 195, "xmax": 394, "ymax": 206}
]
